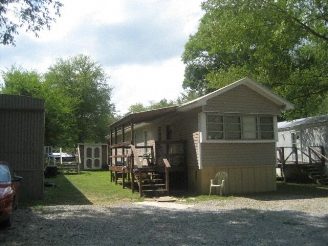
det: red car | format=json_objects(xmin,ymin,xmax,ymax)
[{"xmin": 0, "ymin": 161, "xmax": 22, "ymax": 228}]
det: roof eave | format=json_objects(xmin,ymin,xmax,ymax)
[{"xmin": 110, "ymin": 106, "xmax": 178, "ymax": 129}]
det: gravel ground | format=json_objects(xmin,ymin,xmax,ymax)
[{"xmin": 0, "ymin": 195, "xmax": 327, "ymax": 246}]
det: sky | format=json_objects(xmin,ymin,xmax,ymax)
[{"xmin": 0, "ymin": 0, "xmax": 203, "ymax": 115}]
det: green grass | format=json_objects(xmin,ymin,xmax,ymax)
[
  {"xmin": 26, "ymin": 171, "xmax": 143, "ymax": 207},
  {"xmin": 275, "ymin": 181, "xmax": 328, "ymax": 196},
  {"xmin": 242, "ymin": 181, "xmax": 328, "ymax": 201},
  {"xmin": 24, "ymin": 172, "xmax": 328, "ymax": 207}
]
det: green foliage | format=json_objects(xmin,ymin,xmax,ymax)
[
  {"xmin": 148, "ymin": 99, "xmax": 175, "ymax": 110},
  {"xmin": 182, "ymin": 0, "xmax": 328, "ymax": 119},
  {"xmin": 1, "ymin": 67, "xmax": 43, "ymax": 96},
  {"xmin": 128, "ymin": 103, "xmax": 148, "ymax": 114},
  {"xmin": 0, "ymin": 0, "xmax": 63, "ymax": 45},
  {"xmin": 45, "ymin": 55, "xmax": 115, "ymax": 144},
  {"xmin": 0, "ymin": 66, "xmax": 76, "ymax": 147},
  {"xmin": 1, "ymin": 55, "xmax": 115, "ymax": 147},
  {"xmin": 176, "ymin": 89, "xmax": 203, "ymax": 105},
  {"xmin": 128, "ymin": 99, "xmax": 176, "ymax": 114},
  {"xmin": 42, "ymin": 82, "xmax": 77, "ymax": 147}
]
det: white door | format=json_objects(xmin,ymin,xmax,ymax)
[{"xmin": 84, "ymin": 145, "xmax": 102, "ymax": 170}]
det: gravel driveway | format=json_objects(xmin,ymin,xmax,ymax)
[{"xmin": 1, "ymin": 195, "xmax": 327, "ymax": 246}]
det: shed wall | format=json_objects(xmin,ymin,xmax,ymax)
[
  {"xmin": 78, "ymin": 144, "xmax": 109, "ymax": 170},
  {"xmin": 0, "ymin": 95, "xmax": 45, "ymax": 201}
]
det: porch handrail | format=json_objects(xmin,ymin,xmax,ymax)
[
  {"xmin": 162, "ymin": 157, "xmax": 170, "ymax": 192},
  {"xmin": 277, "ymin": 147, "xmax": 298, "ymax": 164},
  {"xmin": 130, "ymin": 145, "xmax": 143, "ymax": 168},
  {"xmin": 156, "ymin": 148, "xmax": 171, "ymax": 192},
  {"xmin": 309, "ymin": 147, "xmax": 328, "ymax": 164},
  {"xmin": 110, "ymin": 142, "xmax": 172, "ymax": 196},
  {"xmin": 162, "ymin": 157, "xmax": 171, "ymax": 168},
  {"xmin": 277, "ymin": 146, "xmax": 326, "ymax": 165}
]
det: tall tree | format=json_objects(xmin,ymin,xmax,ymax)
[
  {"xmin": 148, "ymin": 99, "xmax": 175, "ymax": 110},
  {"xmin": 176, "ymin": 89, "xmax": 202, "ymax": 105},
  {"xmin": 1, "ymin": 67, "xmax": 42, "ymax": 96},
  {"xmin": 127, "ymin": 99, "xmax": 176, "ymax": 114},
  {"xmin": 128, "ymin": 103, "xmax": 148, "ymax": 114},
  {"xmin": 182, "ymin": 0, "xmax": 328, "ymax": 119},
  {"xmin": 1, "ymin": 55, "xmax": 115, "ymax": 147},
  {"xmin": 1, "ymin": 67, "xmax": 78, "ymax": 147},
  {"xmin": 0, "ymin": 0, "xmax": 63, "ymax": 45},
  {"xmin": 45, "ymin": 55, "xmax": 115, "ymax": 143}
]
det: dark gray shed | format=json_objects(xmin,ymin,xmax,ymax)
[{"xmin": 0, "ymin": 94, "xmax": 45, "ymax": 201}]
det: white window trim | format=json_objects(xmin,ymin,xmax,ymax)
[
  {"xmin": 199, "ymin": 112, "xmax": 278, "ymax": 143},
  {"xmin": 198, "ymin": 113, "xmax": 203, "ymax": 169}
]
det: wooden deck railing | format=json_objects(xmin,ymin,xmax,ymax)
[
  {"xmin": 277, "ymin": 146, "xmax": 325, "ymax": 165},
  {"xmin": 277, "ymin": 146, "xmax": 326, "ymax": 181},
  {"xmin": 277, "ymin": 146, "xmax": 325, "ymax": 182},
  {"xmin": 130, "ymin": 145, "xmax": 142, "ymax": 168},
  {"xmin": 157, "ymin": 148, "xmax": 171, "ymax": 192},
  {"xmin": 309, "ymin": 146, "xmax": 327, "ymax": 166},
  {"xmin": 109, "ymin": 143, "xmax": 171, "ymax": 196}
]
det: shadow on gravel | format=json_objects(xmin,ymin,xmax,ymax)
[{"xmin": 1, "ymin": 204, "xmax": 327, "ymax": 245}]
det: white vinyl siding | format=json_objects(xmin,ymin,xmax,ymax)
[{"xmin": 201, "ymin": 142, "xmax": 276, "ymax": 166}]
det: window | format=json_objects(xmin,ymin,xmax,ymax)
[
  {"xmin": 225, "ymin": 116, "xmax": 241, "ymax": 139},
  {"xmin": 206, "ymin": 115, "xmax": 223, "ymax": 140},
  {"xmin": 259, "ymin": 117, "xmax": 274, "ymax": 139},
  {"xmin": 206, "ymin": 114, "xmax": 274, "ymax": 141},
  {"xmin": 243, "ymin": 116, "xmax": 257, "ymax": 139}
]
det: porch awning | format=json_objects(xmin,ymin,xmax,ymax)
[{"xmin": 110, "ymin": 106, "xmax": 178, "ymax": 129}]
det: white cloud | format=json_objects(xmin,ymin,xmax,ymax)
[
  {"xmin": 88, "ymin": 1, "xmax": 128, "ymax": 25},
  {"xmin": 0, "ymin": 0, "xmax": 203, "ymax": 115},
  {"xmin": 164, "ymin": 0, "xmax": 203, "ymax": 35},
  {"xmin": 108, "ymin": 57, "xmax": 185, "ymax": 114}
]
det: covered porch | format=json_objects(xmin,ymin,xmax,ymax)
[{"xmin": 108, "ymin": 107, "xmax": 187, "ymax": 197}]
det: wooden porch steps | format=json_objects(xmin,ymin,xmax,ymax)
[
  {"xmin": 301, "ymin": 164, "xmax": 328, "ymax": 186},
  {"xmin": 142, "ymin": 183, "xmax": 166, "ymax": 189},
  {"xmin": 135, "ymin": 171, "xmax": 168, "ymax": 196}
]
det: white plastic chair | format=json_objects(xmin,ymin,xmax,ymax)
[{"xmin": 209, "ymin": 172, "xmax": 228, "ymax": 196}]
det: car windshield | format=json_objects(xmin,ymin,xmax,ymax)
[{"xmin": 0, "ymin": 165, "xmax": 11, "ymax": 183}]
